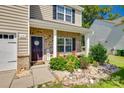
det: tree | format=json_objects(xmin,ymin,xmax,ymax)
[
  {"xmin": 82, "ymin": 6, "xmax": 120, "ymax": 28},
  {"xmin": 108, "ymin": 13, "xmax": 120, "ymax": 20},
  {"xmin": 121, "ymin": 5, "xmax": 124, "ymax": 8},
  {"xmin": 98, "ymin": 6, "xmax": 112, "ymax": 19},
  {"xmin": 82, "ymin": 6, "xmax": 100, "ymax": 28}
]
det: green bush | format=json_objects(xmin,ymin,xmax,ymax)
[
  {"xmin": 92, "ymin": 61, "xmax": 99, "ymax": 67},
  {"xmin": 90, "ymin": 43, "xmax": 108, "ymax": 64},
  {"xmin": 122, "ymin": 50, "xmax": 124, "ymax": 56},
  {"xmin": 88, "ymin": 55, "xmax": 94, "ymax": 64},
  {"xmin": 116, "ymin": 50, "xmax": 124, "ymax": 56},
  {"xmin": 116, "ymin": 50, "xmax": 122, "ymax": 56},
  {"xmin": 50, "ymin": 57, "xmax": 67, "ymax": 70},
  {"xmin": 65, "ymin": 61, "xmax": 75, "ymax": 73},
  {"xmin": 66, "ymin": 55, "xmax": 80, "ymax": 69},
  {"xmin": 79, "ymin": 56, "xmax": 90, "ymax": 69}
]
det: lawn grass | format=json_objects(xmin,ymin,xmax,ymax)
[
  {"xmin": 109, "ymin": 55, "xmax": 124, "ymax": 68},
  {"xmin": 39, "ymin": 55, "xmax": 124, "ymax": 88}
]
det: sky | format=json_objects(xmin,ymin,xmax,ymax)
[
  {"xmin": 100, "ymin": 5, "xmax": 124, "ymax": 19},
  {"xmin": 111, "ymin": 5, "xmax": 124, "ymax": 16}
]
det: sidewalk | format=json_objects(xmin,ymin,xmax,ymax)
[{"xmin": 0, "ymin": 65, "xmax": 55, "ymax": 88}]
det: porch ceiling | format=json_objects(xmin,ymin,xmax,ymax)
[{"xmin": 30, "ymin": 19, "xmax": 92, "ymax": 35}]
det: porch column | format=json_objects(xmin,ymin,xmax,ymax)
[
  {"xmin": 53, "ymin": 29, "xmax": 57, "ymax": 57},
  {"xmin": 85, "ymin": 34, "xmax": 90, "ymax": 56}
]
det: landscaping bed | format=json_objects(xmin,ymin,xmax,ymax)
[
  {"xmin": 38, "ymin": 44, "xmax": 124, "ymax": 88},
  {"xmin": 39, "ymin": 63, "xmax": 119, "ymax": 88},
  {"xmin": 38, "ymin": 55, "xmax": 124, "ymax": 88},
  {"xmin": 55, "ymin": 63, "xmax": 119, "ymax": 86}
]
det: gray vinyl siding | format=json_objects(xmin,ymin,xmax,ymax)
[
  {"xmin": 0, "ymin": 5, "xmax": 29, "ymax": 56},
  {"xmin": 30, "ymin": 5, "xmax": 82, "ymax": 26}
]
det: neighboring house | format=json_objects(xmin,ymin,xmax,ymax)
[
  {"xmin": 0, "ymin": 5, "xmax": 91, "ymax": 72},
  {"xmin": 90, "ymin": 17, "xmax": 124, "ymax": 52}
]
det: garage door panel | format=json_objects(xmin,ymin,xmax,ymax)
[
  {"xmin": 0, "ymin": 33, "xmax": 17, "ymax": 71},
  {"xmin": 0, "ymin": 41, "xmax": 16, "ymax": 60},
  {"xmin": 0, "ymin": 63, "xmax": 16, "ymax": 71}
]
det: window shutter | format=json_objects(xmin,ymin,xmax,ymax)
[
  {"xmin": 72, "ymin": 38, "xmax": 76, "ymax": 51},
  {"xmin": 53, "ymin": 5, "xmax": 56, "ymax": 19},
  {"xmin": 72, "ymin": 9, "xmax": 75, "ymax": 23}
]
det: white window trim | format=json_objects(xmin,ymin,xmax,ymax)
[
  {"xmin": 56, "ymin": 5, "xmax": 73, "ymax": 23},
  {"xmin": 57, "ymin": 37, "xmax": 73, "ymax": 53}
]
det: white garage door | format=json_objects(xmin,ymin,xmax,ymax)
[{"xmin": 0, "ymin": 33, "xmax": 17, "ymax": 71}]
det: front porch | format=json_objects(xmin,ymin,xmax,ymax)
[{"xmin": 30, "ymin": 19, "xmax": 91, "ymax": 65}]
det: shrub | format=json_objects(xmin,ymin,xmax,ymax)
[
  {"xmin": 90, "ymin": 43, "xmax": 108, "ymax": 64},
  {"xmin": 116, "ymin": 50, "xmax": 124, "ymax": 56},
  {"xmin": 92, "ymin": 61, "xmax": 99, "ymax": 67},
  {"xmin": 66, "ymin": 55, "xmax": 80, "ymax": 69},
  {"xmin": 116, "ymin": 50, "xmax": 122, "ymax": 56},
  {"xmin": 88, "ymin": 55, "xmax": 94, "ymax": 64},
  {"xmin": 122, "ymin": 50, "xmax": 124, "ymax": 56},
  {"xmin": 79, "ymin": 56, "xmax": 90, "ymax": 69},
  {"xmin": 65, "ymin": 61, "xmax": 75, "ymax": 73},
  {"xmin": 50, "ymin": 57, "xmax": 67, "ymax": 70}
]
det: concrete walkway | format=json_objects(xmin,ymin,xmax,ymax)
[
  {"xmin": 0, "ymin": 70, "xmax": 15, "ymax": 88},
  {"xmin": 0, "ymin": 65, "xmax": 55, "ymax": 88}
]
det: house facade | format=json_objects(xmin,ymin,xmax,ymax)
[
  {"xmin": 90, "ymin": 17, "xmax": 124, "ymax": 52},
  {"xmin": 0, "ymin": 6, "xmax": 29, "ymax": 71},
  {"xmin": 0, "ymin": 5, "xmax": 91, "ymax": 72}
]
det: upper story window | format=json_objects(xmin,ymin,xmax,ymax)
[
  {"xmin": 65, "ymin": 8, "xmax": 72, "ymax": 22},
  {"xmin": 53, "ymin": 5, "xmax": 75, "ymax": 23},
  {"xmin": 56, "ymin": 6, "xmax": 64, "ymax": 20},
  {"xmin": 56, "ymin": 5, "xmax": 72, "ymax": 23}
]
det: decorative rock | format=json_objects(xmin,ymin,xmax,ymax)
[
  {"xmin": 63, "ymin": 77, "xmax": 68, "ymax": 81},
  {"xmin": 47, "ymin": 82, "xmax": 53, "ymax": 86},
  {"xmin": 52, "ymin": 63, "xmax": 119, "ymax": 86},
  {"xmin": 90, "ymin": 79, "xmax": 94, "ymax": 84},
  {"xmin": 77, "ymin": 69, "xmax": 82, "ymax": 72},
  {"xmin": 69, "ymin": 76, "xmax": 73, "ymax": 80},
  {"xmin": 53, "ymin": 71, "xmax": 70, "ymax": 81},
  {"xmin": 80, "ymin": 78, "xmax": 89, "ymax": 84},
  {"xmin": 42, "ymin": 84, "xmax": 46, "ymax": 88},
  {"xmin": 34, "ymin": 85, "xmax": 38, "ymax": 88}
]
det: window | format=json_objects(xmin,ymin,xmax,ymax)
[
  {"xmin": 9, "ymin": 35, "xmax": 14, "ymax": 39},
  {"xmin": 66, "ymin": 8, "xmax": 72, "ymax": 15},
  {"xmin": 65, "ymin": 38, "xmax": 72, "ymax": 52},
  {"xmin": 57, "ymin": 37, "xmax": 73, "ymax": 52},
  {"xmin": 66, "ymin": 15, "xmax": 71, "ymax": 22},
  {"xmin": 57, "ymin": 38, "xmax": 64, "ymax": 52},
  {"xmin": 0, "ymin": 33, "xmax": 15, "ymax": 40},
  {"xmin": 57, "ymin": 5, "xmax": 64, "ymax": 13},
  {"xmin": 3, "ymin": 34, "xmax": 8, "ymax": 39},
  {"xmin": 81, "ymin": 35, "xmax": 85, "ymax": 46},
  {"xmin": 56, "ymin": 6, "xmax": 73, "ymax": 23},
  {"xmin": 56, "ymin": 6, "xmax": 64, "ymax": 20},
  {"xmin": 65, "ymin": 8, "xmax": 72, "ymax": 22},
  {"xmin": 81, "ymin": 35, "xmax": 85, "ymax": 51},
  {"xmin": 0, "ymin": 34, "xmax": 2, "ymax": 39}
]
